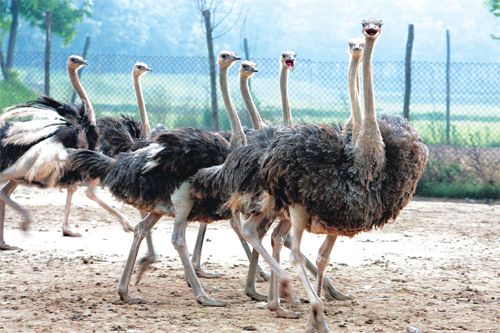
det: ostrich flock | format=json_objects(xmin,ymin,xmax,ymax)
[{"xmin": 0, "ymin": 19, "xmax": 428, "ymax": 332}]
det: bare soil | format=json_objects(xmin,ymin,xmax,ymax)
[{"xmin": 0, "ymin": 187, "xmax": 498, "ymax": 332}]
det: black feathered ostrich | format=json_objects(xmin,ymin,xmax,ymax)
[
  {"xmin": 0, "ymin": 55, "xmax": 99, "ymax": 249},
  {"xmin": 70, "ymin": 51, "xmax": 246, "ymax": 306},
  {"xmin": 234, "ymin": 19, "xmax": 428, "ymax": 332}
]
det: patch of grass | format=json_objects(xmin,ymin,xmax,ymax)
[
  {"xmin": 0, "ymin": 76, "xmax": 37, "ymax": 110},
  {"xmin": 416, "ymin": 182, "xmax": 499, "ymax": 200}
]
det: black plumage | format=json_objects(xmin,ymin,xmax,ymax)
[{"xmin": 70, "ymin": 128, "xmax": 230, "ymax": 214}]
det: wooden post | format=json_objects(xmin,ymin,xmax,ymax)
[
  {"xmin": 403, "ymin": 24, "xmax": 414, "ymax": 120},
  {"xmin": 445, "ymin": 29, "xmax": 451, "ymax": 145},
  {"xmin": 71, "ymin": 36, "xmax": 91, "ymax": 103},
  {"xmin": 44, "ymin": 11, "xmax": 51, "ymax": 96},
  {"xmin": 202, "ymin": 9, "xmax": 219, "ymax": 131}
]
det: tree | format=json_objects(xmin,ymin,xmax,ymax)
[
  {"xmin": 0, "ymin": 0, "xmax": 92, "ymax": 81},
  {"xmin": 196, "ymin": 0, "xmax": 241, "ymax": 130},
  {"xmin": 487, "ymin": 0, "xmax": 499, "ymax": 39}
]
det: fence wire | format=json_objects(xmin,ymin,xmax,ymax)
[{"xmin": 5, "ymin": 51, "xmax": 500, "ymax": 195}]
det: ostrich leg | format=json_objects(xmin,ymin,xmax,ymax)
[
  {"xmin": 118, "ymin": 212, "xmax": 163, "ymax": 304},
  {"xmin": 62, "ymin": 184, "xmax": 81, "ymax": 237},
  {"xmin": 268, "ymin": 217, "xmax": 301, "ymax": 318},
  {"xmin": 191, "ymin": 223, "xmax": 220, "ymax": 278},
  {"xmin": 284, "ymin": 234, "xmax": 352, "ymax": 301},
  {"xmin": 135, "ymin": 210, "xmax": 159, "ymax": 285},
  {"xmin": 289, "ymin": 205, "xmax": 330, "ymax": 333},
  {"xmin": 0, "ymin": 176, "xmax": 31, "ymax": 232},
  {"xmin": 171, "ymin": 184, "xmax": 226, "ymax": 307},
  {"xmin": 85, "ymin": 179, "xmax": 134, "ymax": 232},
  {"xmin": 0, "ymin": 180, "xmax": 19, "ymax": 250},
  {"xmin": 315, "ymin": 235, "xmax": 337, "ymax": 298},
  {"xmin": 241, "ymin": 213, "xmax": 295, "ymax": 307}
]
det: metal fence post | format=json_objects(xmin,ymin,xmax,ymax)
[
  {"xmin": 403, "ymin": 24, "xmax": 414, "ymax": 120},
  {"xmin": 445, "ymin": 29, "xmax": 451, "ymax": 145}
]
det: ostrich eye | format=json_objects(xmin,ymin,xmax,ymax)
[
  {"xmin": 282, "ymin": 54, "xmax": 286, "ymax": 58},
  {"xmin": 221, "ymin": 54, "xmax": 227, "ymax": 59}
]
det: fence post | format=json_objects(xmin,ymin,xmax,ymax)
[
  {"xmin": 403, "ymin": 24, "xmax": 414, "ymax": 120},
  {"xmin": 44, "ymin": 10, "xmax": 51, "ymax": 96},
  {"xmin": 71, "ymin": 36, "xmax": 91, "ymax": 103},
  {"xmin": 445, "ymin": 29, "xmax": 451, "ymax": 145},
  {"xmin": 243, "ymin": 38, "xmax": 250, "ymax": 60}
]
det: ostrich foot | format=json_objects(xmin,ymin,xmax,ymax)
[
  {"xmin": 196, "ymin": 295, "xmax": 227, "ymax": 307},
  {"xmin": 269, "ymin": 305, "xmax": 302, "ymax": 319},
  {"xmin": 135, "ymin": 254, "xmax": 159, "ymax": 285},
  {"xmin": 118, "ymin": 290, "xmax": 146, "ymax": 304},
  {"xmin": 305, "ymin": 305, "xmax": 330, "ymax": 333},
  {"xmin": 0, "ymin": 242, "xmax": 20, "ymax": 251},
  {"xmin": 256, "ymin": 267, "xmax": 271, "ymax": 282},
  {"xmin": 62, "ymin": 227, "xmax": 81, "ymax": 237},
  {"xmin": 245, "ymin": 288, "xmax": 267, "ymax": 301},
  {"xmin": 323, "ymin": 278, "xmax": 352, "ymax": 301},
  {"xmin": 194, "ymin": 267, "xmax": 220, "ymax": 279}
]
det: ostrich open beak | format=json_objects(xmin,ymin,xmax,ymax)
[{"xmin": 285, "ymin": 59, "xmax": 295, "ymax": 71}]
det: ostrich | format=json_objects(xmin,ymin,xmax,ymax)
[
  {"xmin": 343, "ymin": 37, "xmax": 364, "ymax": 142},
  {"xmin": 0, "ymin": 55, "xmax": 99, "ymax": 249},
  {"xmin": 70, "ymin": 51, "xmax": 244, "ymax": 306},
  {"xmin": 235, "ymin": 19, "xmax": 428, "ymax": 332}
]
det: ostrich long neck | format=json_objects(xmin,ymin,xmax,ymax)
[
  {"xmin": 220, "ymin": 66, "xmax": 246, "ymax": 147},
  {"xmin": 133, "ymin": 73, "xmax": 151, "ymax": 139},
  {"xmin": 280, "ymin": 65, "xmax": 293, "ymax": 127},
  {"xmin": 354, "ymin": 36, "xmax": 385, "ymax": 182},
  {"xmin": 240, "ymin": 75, "xmax": 263, "ymax": 130},
  {"xmin": 68, "ymin": 67, "xmax": 96, "ymax": 125},
  {"xmin": 345, "ymin": 55, "xmax": 362, "ymax": 142}
]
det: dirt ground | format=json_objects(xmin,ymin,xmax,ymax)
[{"xmin": 0, "ymin": 187, "xmax": 498, "ymax": 333}]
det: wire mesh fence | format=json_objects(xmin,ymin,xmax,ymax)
[{"xmin": 4, "ymin": 51, "xmax": 500, "ymax": 197}]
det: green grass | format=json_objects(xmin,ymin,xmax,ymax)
[
  {"xmin": 0, "ymin": 77, "xmax": 37, "ymax": 110},
  {"xmin": 416, "ymin": 182, "xmax": 499, "ymax": 199}
]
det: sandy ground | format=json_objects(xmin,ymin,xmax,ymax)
[{"xmin": 0, "ymin": 186, "xmax": 499, "ymax": 333}]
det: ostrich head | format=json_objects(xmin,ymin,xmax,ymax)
[
  {"xmin": 133, "ymin": 62, "xmax": 152, "ymax": 77},
  {"xmin": 67, "ymin": 55, "xmax": 87, "ymax": 71},
  {"xmin": 280, "ymin": 51, "xmax": 296, "ymax": 71},
  {"xmin": 362, "ymin": 18, "xmax": 383, "ymax": 39},
  {"xmin": 348, "ymin": 38, "xmax": 365, "ymax": 58},
  {"xmin": 240, "ymin": 61, "xmax": 258, "ymax": 78},
  {"xmin": 218, "ymin": 50, "xmax": 241, "ymax": 68}
]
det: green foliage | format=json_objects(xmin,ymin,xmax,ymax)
[
  {"xmin": 0, "ymin": 75, "xmax": 36, "ymax": 109},
  {"xmin": 416, "ymin": 182, "xmax": 499, "ymax": 199},
  {"xmin": 20, "ymin": 0, "xmax": 92, "ymax": 46}
]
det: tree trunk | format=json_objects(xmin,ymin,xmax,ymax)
[
  {"xmin": 44, "ymin": 11, "xmax": 51, "ymax": 96},
  {"xmin": 403, "ymin": 24, "xmax": 414, "ymax": 121},
  {"xmin": 445, "ymin": 29, "xmax": 451, "ymax": 145},
  {"xmin": 71, "ymin": 36, "xmax": 91, "ymax": 103},
  {"xmin": 0, "ymin": 49, "xmax": 7, "ymax": 81},
  {"xmin": 202, "ymin": 9, "xmax": 219, "ymax": 131},
  {"xmin": 6, "ymin": 0, "xmax": 19, "ymax": 74}
]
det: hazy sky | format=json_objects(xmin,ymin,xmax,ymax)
[{"xmin": 13, "ymin": 0, "xmax": 500, "ymax": 62}]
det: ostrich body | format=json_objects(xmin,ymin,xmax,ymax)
[
  {"xmin": 0, "ymin": 55, "xmax": 99, "ymax": 250},
  {"xmin": 236, "ymin": 20, "xmax": 428, "ymax": 332}
]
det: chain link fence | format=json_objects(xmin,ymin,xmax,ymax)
[{"xmin": 4, "ymin": 51, "xmax": 500, "ymax": 198}]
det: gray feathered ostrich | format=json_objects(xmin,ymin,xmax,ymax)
[
  {"xmin": 236, "ymin": 19, "xmax": 428, "ymax": 332},
  {"xmin": 0, "ymin": 55, "xmax": 99, "ymax": 249},
  {"xmin": 70, "ymin": 51, "xmax": 244, "ymax": 307}
]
